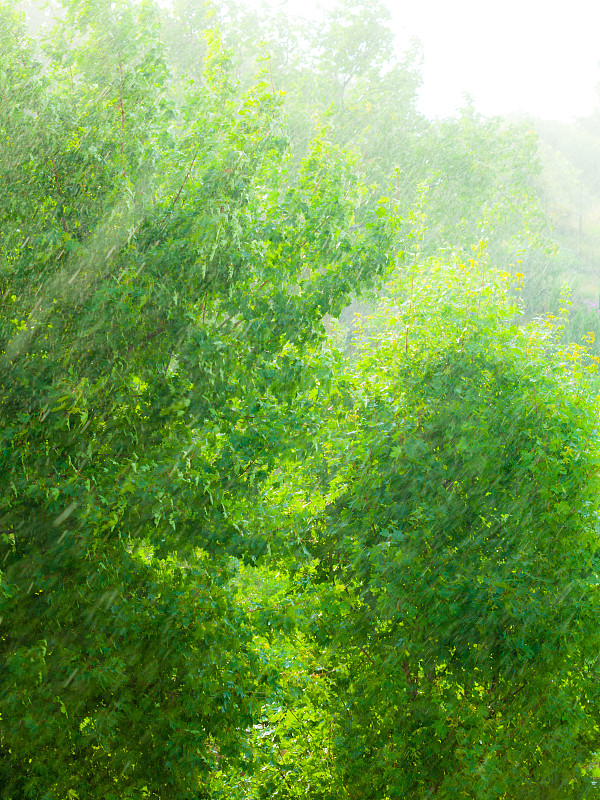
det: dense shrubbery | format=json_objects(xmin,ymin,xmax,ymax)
[{"xmin": 2, "ymin": 1, "xmax": 600, "ymax": 797}]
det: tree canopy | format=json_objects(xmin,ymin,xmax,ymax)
[{"xmin": 2, "ymin": 1, "xmax": 600, "ymax": 798}]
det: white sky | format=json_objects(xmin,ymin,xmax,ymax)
[{"xmin": 256, "ymin": 0, "xmax": 600, "ymax": 122}]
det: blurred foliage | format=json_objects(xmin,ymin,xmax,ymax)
[
  {"xmin": 2, "ymin": 0, "xmax": 600, "ymax": 798},
  {"xmin": 162, "ymin": 0, "xmax": 549, "ymax": 266},
  {"xmin": 533, "ymin": 118, "xmax": 600, "ymax": 354}
]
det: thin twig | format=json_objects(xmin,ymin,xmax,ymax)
[{"xmin": 172, "ymin": 153, "xmax": 198, "ymax": 207}]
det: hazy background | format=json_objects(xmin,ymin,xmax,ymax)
[{"xmin": 246, "ymin": 0, "xmax": 600, "ymax": 122}]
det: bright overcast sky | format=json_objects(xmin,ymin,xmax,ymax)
[{"xmin": 256, "ymin": 0, "xmax": 600, "ymax": 122}]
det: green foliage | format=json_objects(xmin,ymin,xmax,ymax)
[
  {"xmin": 2, "ymin": 0, "xmax": 600, "ymax": 797},
  {"xmin": 163, "ymin": 0, "xmax": 550, "ymax": 277},
  {"xmin": 0, "ymin": 0, "xmax": 397, "ymax": 795},
  {"xmin": 305, "ymin": 257, "xmax": 600, "ymax": 798}
]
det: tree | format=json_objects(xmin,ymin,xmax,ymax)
[
  {"xmin": 305, "ymin": 257, "xmax": 600, "ymax": 798},
  {"xmin": 163, "ymin": 0, "xmax": 551, "ymax": 277},
  {"xmin": 0, "ymin": 1, "xmax": 398, "ymax": 795}
]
